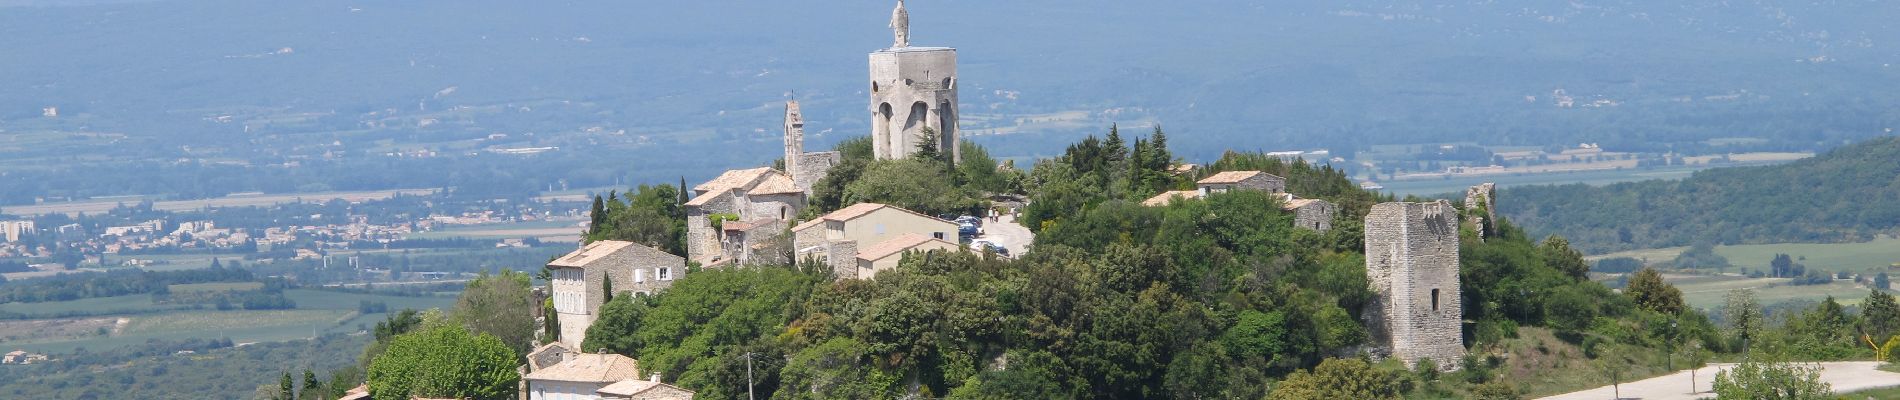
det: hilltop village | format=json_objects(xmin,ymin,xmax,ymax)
[{"xmin": 490, "ymin": 2, "xmax": 1499, "ymax": 399}]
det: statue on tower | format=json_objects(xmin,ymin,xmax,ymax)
[{"xmin": 890, "ymin": 0, "xmax": 910, "ymax": 48}]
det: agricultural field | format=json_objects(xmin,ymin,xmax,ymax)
[
  {"xmin": 0, "ymin": 289, "xmax": 456, "ymax": 354},
  {"xmin": 0, "ymin": 294, "xmax": 185, "ymax": 317},
  {"xmin": 167, "ymin": 281, "xmax": 264, "ymax": 294},
  {"xmin": 1378, "ymin": 164, "xmax": 1711, "ymax": 197},
  {"xmin": 408, "ymin": 219, "xmax": 585, "ymax": 241},
  {"xmin": 1590, "ymin": 237, "xmax": 1900, "ymax": 273},
  {"xmin": 0, "ymin": 188, "xmax": 438, "ymax": 217},
  {"xmin": 1667, "ymin": 274, "xmax": 1876, "ymax": 311}
]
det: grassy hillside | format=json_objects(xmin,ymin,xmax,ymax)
[{"xmin": 1502, "ymin": 136, "xmax": 1900, "ymax": 253}]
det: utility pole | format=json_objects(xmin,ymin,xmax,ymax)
[{"xmin": 744, "ymin": 352, "xmax": 757, "ymax": 400}]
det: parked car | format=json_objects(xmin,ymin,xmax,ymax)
[
  {"xmin": 969, "ymin": 240, "xmax": 1010, "ymax": 257},
  {"xmin": 955, "ymin": 215, "xmax": 983, "ymax": 227},
  {"xmin": 958, "ymin": 223, "xmax": 980, "ymax": 238}
]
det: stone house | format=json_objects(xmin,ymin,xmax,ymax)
[
  {"xmin": 854, "ymin": 233, "xmax": 962, "ymax": 278},
  {"xmin": 1140, "ymin": 172, "xmax": 1334, "ymax": 232},
  {"xmin": 1363, "ymin": 201, "xmax": 1464, "ymax": 371},
  {"xmin": 524, "ymin": 353, "xmax": 644, "ymax": 400},
  {"xmin": 1282, "ymin": 198, "xmax": 1337, "ymax": 232},
  {"xmin": 596, "ymin": 380, "xmax": 696, "ymax": 400},
  {"xmin": 548, "ymin": 241, "xmax": 686, "ymax": 349},
  {"xmin": 683, "ymin": 168, "xmax": 805, "ymax": 265},
  {"xmin": 1196, "ymin": 170, "xmax": 1286, "ymax": 195},
  {"xmin": 792, "ymin": 203, "xmax": 958, "ymax": 278}
]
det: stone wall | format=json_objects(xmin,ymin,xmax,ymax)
[
  {"xmin": 1290, "ymin": 200, "xmax": 1337, "ymax": 232},
  {"xmin": 793, "ymin": 152, "xmax": 842, "ymax": 195},
  {"xmin": 1363, "ymin": 200, "xmax": 1464, "ymax": 371},
  {"xmin": 825, "ymin": 240, "xmax": 860, "ymax": 279},
  {"xmin": 1239, "ymin": 173, "xmax": 1287, "ymax": 194},
  {"xmin": 685, "ymin": 194, "xmax": 738, "ymax": 262},
  {"xmin": 1463, "ymin": 183, "xmax": 1497, "ymax": 237}
]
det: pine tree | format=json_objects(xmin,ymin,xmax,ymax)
[
  {"xmin": 301, "ymin": 370, "xmax": 319, "ymax": 400},
  {"xmin": 279, "ymin": 372, "xmax": 295, "ymax": 400},
  {"xmin": 1104, "ymin": 124, "xmax": 1126, "ymax": 166}
]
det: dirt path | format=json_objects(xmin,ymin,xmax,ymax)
[
  {"xmin": 980, "ymin": 214, "xmax": 1035, "ymax": 256},
  {"xmin": 1536, "ymin": 361, "xmax": 1900, "ymax": 400}
]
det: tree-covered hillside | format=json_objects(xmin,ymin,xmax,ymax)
[
  {"xmin": 1501, "ymin": 136, "xmax": 1900, "ymax": 253},
  {"xmin": 556, "ymin": 133, "xmax": 1710, "ymax": 399}
]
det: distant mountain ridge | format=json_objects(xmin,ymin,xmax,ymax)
[{"xmin": 1500, "ymin": 136, "xmax": 1900, "ymax": 253}]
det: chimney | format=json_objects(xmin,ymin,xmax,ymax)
[{"xmin": 650, "ymin": 373, "xmax": 662, "ymax": 383}]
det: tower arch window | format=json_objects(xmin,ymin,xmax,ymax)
[
  {"xmin": 872, "ymin": 81, "xmax": 879, "ymax": 93},
  {"xmin": 1430, "ymin": 288, "xmax": 1440, "ymax": 311}
]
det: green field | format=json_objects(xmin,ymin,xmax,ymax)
[
  {"xmin": 167, "ymin": 281, "xmax": 264, "ymax": 293},
  {"xmin": 0, "ymin": 294, "xmax": 186, "ymax": 317},
  {"xmin": 1376, "ymin": 164, "xmax": 1717, "ymax": 197},
  {"xmin": 0, "ymin": 289, "xmax": 456, "ymax": 354},
  {"xmin": 1670, "ymin": 274, "xmax": 1876, "ymax": 311},
  {"xmin": 1591, "ymin": 237, "xmax": 1900, "ymax": 273}
]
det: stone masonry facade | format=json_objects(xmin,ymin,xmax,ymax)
[
  {"xmin": 1363, "ymin": 200, "xmax": 1464, "ymax": 371},
  {"xmin": 1284, "ymin": 199, "xmax": 1337, "ymax": 232},
  {"xmin": 1464, "ymin": 182, "xmax": 1497, "ymax": 238},
  {"xmin": 549, "ymin": 241, "xmax": 687, "ymax": 349}
]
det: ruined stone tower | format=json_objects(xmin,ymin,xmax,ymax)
[
  {"xmin": 1364, "ymin": 200, "xmax": 1464, "ymax": 371},
  {"xmin": 1464, "ymin": 182, "xmax": 1497, "ymax": 238},
  {"xmin": 869, "ymin": 0, "xmax": 959, "ymax": 163}
]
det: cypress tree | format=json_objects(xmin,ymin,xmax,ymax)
[
  {"xmin": 279, "ymin": 372, "xmax": 294, "ymax": 400},
  {"xmin": 589, "ymin": 195, "xmax": 606, "ymax": 236},
  {"xmin": 602, "ymin": 274, "xmax": 614, "ymax": 302},
  {"xmin": 301, "ymin": 370, "xmax": 319, "ymax": 400}
]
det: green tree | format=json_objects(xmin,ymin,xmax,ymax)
[
  {"xmin": 301, "ymin": 369, "xmax": 319, "ymax": 400},
  {"xmin": 581, "ymin": 295, "xmax": 648, "ymax": 355},
  {"xmin": 1625, "ymin": 267, "xmax": 1685, "ymax": 314},
  {"xmin": 542, "ymin": 297, "xmax": 560, "ymax": 344},
  {"xmin": 602, "ymin": 274, "xmax": 614, "ymax": 303},
  {"xmin": 1266, "ymin": 358, "xmax": 1402, "ymax": 400},
  {"xmin": 589, "ymin": 194, "xmax": 606, "ymax": 235},
  {"xmin": 1876, "ymin": 272, "xmax": 1892, "ymax": 290},
  {"xmin": 365, "ymin": 324, "xmax": 519, "ymax": 400},
  {"xmin": 1724, "ymin": 289, "xmax": 1764, "ymax": 353},
  {"xmin": 1539, "ymin": 235, "xmax": 1590, "ymax": 281},
  {"xmin": 1863, "ymin": 289, "xmax": 1900, "ymax": 342},
  {"xmin": 453, "ymin": 271, "xmax": 537, "ymax": 357},
  {"xmin": 843, "ymin": 159, "xmax": 982, "ymax": 216},
  {"xmin": 774, "ymin": 338, "xmax": 898, "ymax": 400},
  {"xmin": 1711, "ymin": 358, "xmax": 1832, "ymax": 399},
  {"xmin": 279, "ymin": 371, "xmax": 295, "ymax": 400}
]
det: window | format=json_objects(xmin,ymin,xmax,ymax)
[
  {"xmin": 659, "ymin": 267, "xmax": 673, "ymax": 281},
  {"xmin": 932, "ymin": 232, "xmax": 945, "ymax": 240},
  {"xmin": 635, "ymin": 269, "xmax": 646, "ymax": 283},
  {"xmin": 1430, "ymin": 289, "xmax": 1440, "ymax": 311}
]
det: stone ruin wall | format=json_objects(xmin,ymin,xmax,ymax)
[{"xmin": 1363, "ymin": 200, "xmax": 1464, "ymax": 371}]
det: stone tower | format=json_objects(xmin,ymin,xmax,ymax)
[
  {"xmin": 869, "ymin": 0, "xmax": 959, "ymax": 163},
  {"xmin": 1463, "ymin": 182, "xmax": 1497, "ymax": 238},
  {"xmin": 1363, "ymin": 200, "xmax": 1464, "ymax": 371},
  {"xmin": 784, "ymin": 100, "xmax": 805, "ymax": 174}
]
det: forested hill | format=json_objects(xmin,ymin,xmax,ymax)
[{"xmin": 1500, "ymin": 136, "xmax": 1900, "ymax": 253}]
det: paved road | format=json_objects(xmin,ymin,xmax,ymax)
[
  {"xmin": 977, "ymin": 214, "xmax": 1035, "ymax": 257},
  {"xmin": 1537, "ymin": 361, "xmax": 1900, "ymax": 400}
]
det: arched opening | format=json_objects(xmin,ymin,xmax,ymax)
[
  {"xmin": 938, "ymin": 101, "xmax": 955, "ymax": 153},
  {"xmin": 942, "ymin": 77, "xmax": 953, "ymax": 89},
  {"xmin": 877, "ymin": 102, "xmax": 895, "ymax": 157},
  {"xmin": 905, "ymin": 102, "xmax": 930, "ymax": 153},
  {"xmin": 871, "ymin": 81, "xmax": 879, "ymax": 93}
]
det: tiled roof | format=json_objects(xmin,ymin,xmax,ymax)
[
  {"xmin": 685, "ymin": 168, "xmax": 797, "ymax": 206},
  {"xmin": 526, "ymin": 342, "xmax": 575, "ymax": 371},
  {"xmin": 792, "ymin": 202, "xmax": 885, "ymax": 232},
  {"xmin": 337, "ymin": 385, "xmax": 370, "ymax": 400},
  {"xmin": 1141, "ymin": 190, "xmax": 1202, "ymax": 207},
  {"xmin": 1198, "ymin": 170, "xmax": 1273, "ymax": 184},
  {"xmin": 750, "ymin": 173, "xmax": 801, "ymax": 195},
  {"xmin": 598, "ymin": 379, "xmax": 695, "ymax": 398},
  {"xmin": 548, "ymin": 241, "xmax": 636, "ymax": 268},
  {"xmin": 721, "ymin": 218, "xmax": 779, "ymax": 233},
  {"xmin": 855, "ymin": 233, "xmax": 958, "ymax": 262},
  {"xmin": 693, "ymin": 167, "xmax": 776, "ymax": 193},
  {"xmin": 523, "ymin": 353, "xmax": 643, "ymax": 384},
  {"xmin": 1283, "ymin": 198, "xmax": 1326, "ymax": 211}
]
